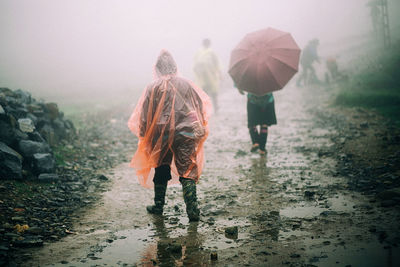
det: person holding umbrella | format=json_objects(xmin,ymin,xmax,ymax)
[
  {"xmin": 229, "ymin": 28, "xmax": 301, "ymax": 154},
  {"xmin": 128, "ymin": 50, "xmax": 212, "ymax": 221}
]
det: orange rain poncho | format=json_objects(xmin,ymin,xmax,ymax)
[{"xmin": 128, "ymin": 50, "xmax": 212, "ymax": 188}]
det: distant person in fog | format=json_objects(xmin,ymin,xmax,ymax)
[
  {"xmin": 193, "ymin": 38, "xmax": 222, "ymax": 112},
  {"xmin": 296, "ymin": 39, "xmax": 320, "ymax": 87}
]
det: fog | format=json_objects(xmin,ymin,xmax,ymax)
[{"xmin": 0, "ymin": 0, "xmax": 398, "ymax": 104}]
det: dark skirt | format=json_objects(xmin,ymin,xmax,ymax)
[{"xmin": 247, "ymin": 100, "xmax": 277, "ymax": 128}]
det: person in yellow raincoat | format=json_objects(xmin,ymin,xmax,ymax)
[
  {"xmin": 128, "ymin": 50, "xmax": 212, "ymax": 221},
  {"xmin": 193, "ymin": 38, "xmax": 222, "ymax": 112}
]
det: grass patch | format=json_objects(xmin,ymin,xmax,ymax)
[
  {"xmin": 335, "ymin": 49, "xmax": 400, "ymax": 125},
  {"xmin": 53, "ymin": 145, "xmax": 76, "ymax": 166}
]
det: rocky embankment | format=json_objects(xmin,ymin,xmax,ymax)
[
  {"xmin": 0, "ymin": 87, "xmax": 74, "ymax": 181},
  {"xmin": 0, "ymin": 88, "xmax": 134, "ymax": 266}
]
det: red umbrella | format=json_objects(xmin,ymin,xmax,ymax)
[{"xmin": 228, "ymin": 27, "xmax": 301, "ymax": 96}]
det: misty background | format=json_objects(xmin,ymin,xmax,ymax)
[{"xmin": 1, "ymin": 0, "xmax": 399, "ymax": 106}]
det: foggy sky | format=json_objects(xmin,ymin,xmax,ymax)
[{"xmin": 0, "ymin": 0, "xmax": 396, "ymax": 102}]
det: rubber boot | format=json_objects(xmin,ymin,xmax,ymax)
[
  {"xmin": 147, "ymin": 165, "xmax": 171, "ymax": 215},
  {"xmin": 249, "ymin": 126, "xmax": 260, "ymax": 152},
  {"xmin": 259, "ymin": 125, "xmax": 268, "ymax": 154},
  {"xmin": 146, "ymin": 182, "xmax": 167, "ymax": 215},
  {"xmin": 180, "ymin": 177, "xmax": 200, "ymax": 222}
]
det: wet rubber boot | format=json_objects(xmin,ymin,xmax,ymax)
[
  {"xmin": 180, "ymin": 177, "xmax": 200, "ymax": 222},
  {"xmin": 146, "ymin": 182, "xmax": 167, "ymax": 215},
  {"xmin": 259, "ymin": 125, "xmax": 268, "ymax": 155},
  {"xmin": 249, "ymin": 126, "xmax": 260, "ymax": 152}
]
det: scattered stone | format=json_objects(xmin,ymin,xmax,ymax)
[
  {"xmin": 169, "ymin": 217, "xmax": 179, "ymax": 225},
  {"xmin": 207, "ymin": 217, "xmax": 216, "ymax": 225},
  {"xmin": 39, "ymin": 124, "xmax": 56, "ymax": 146},
  {"xmin": 38, "ymin": 173, "xmax": 59, "ymax": 182},
  {"xmin": 304, "ymin": 191, "xmax": 315, "ymax": 199},
  {"xmin": 45, "ymin": 103, "xmax": 59, "ymax": 120},
  {"xmin": 270, "ymin": 211, "xmax": 280, "ymax": 217},
  {"xmin": 11, "ymin": 217, "xmax": 25, "ymax": 222},
  {"xmin": 225, "ymin": 226, "xmax": 238, "ymax": 239},
  {"xmin": 18, "ymin": 140, "xmax": 51, "ymax": 158},
  {"xmin": 4, "ymin": 232, "xmax": 21, "ymax": 240},
  {"xmin": 33, "ymin": 153, "xmax": 55, "ymax": 174},
  {"xmin": 319, "ymin": 211, "xmax": 338, "ymax": 217},
  {"xmin": 225, "ymin": 226, "xmax": 238, "ymax": 235},
  {"xmin": 0, "ymin": 120, "xmax": 15, "ymax": 145},
  {"xmin": 13, "ymin": 237, "xmax": 43, "ymax": 247},
  {"xmin": 18, "ymin": 118, "xmax": 35, "ymax": 133},
  {"xmin": 0, "ymin": 142, "xmax": 23, "ymax": 179},
  {"xmin": 26, "ymin": 227, "xmax": 43, "ymax": 235},
  {"xmin": 98, "ymin": 174, "xmax": 109, "ymax": 181}
]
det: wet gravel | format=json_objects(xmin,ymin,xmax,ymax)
[
  {"xmin": 4, "ymin": 83, "xmax": 400, "ymax": 266},
  {"xmin": 0, "ymin": 107, "xmax": 134, "ymax": 266}
]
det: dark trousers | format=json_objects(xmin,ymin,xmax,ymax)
[
  {"xmin": 153, "ymin": 165, "xmax": 171, "ymax": 184},
  {"xmin": 249, "ymin": 125, "xmax": 268, "ymax": 151},
  {"xmin": 153, "ymin": 165, "xmax": 192, "ymax": 184}
]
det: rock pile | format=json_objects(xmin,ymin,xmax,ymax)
[{"xmin": 0, "ymin": 88, "xmax": 75, "ymax": 180}]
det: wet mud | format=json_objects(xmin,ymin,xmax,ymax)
[{"xmin": 24, "ymin": 84, "xmax": 400, "ymax": 266}]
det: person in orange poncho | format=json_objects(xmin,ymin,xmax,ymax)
[{"xmin": 128, "ymin": 50, "xmax": 212, "ymax": 221}]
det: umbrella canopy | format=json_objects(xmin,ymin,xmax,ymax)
[{"xmin": 228, "ymin": 27, "xmax": 301, "ymax": 96}]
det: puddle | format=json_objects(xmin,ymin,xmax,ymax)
[
  {"xmin": 59, "ymin": 228, "xmax": 150, "ymax": 266},
  {"xmin": 23, "ymin": 86, "xmax": 400, "ymax": 266},
  {"xmin": 64, "ymin": 218, "xmax": 251, "ymax": 266},
  {"xmin": 280, "ymin": 194, "xmax": 355, "ymax": 218}
]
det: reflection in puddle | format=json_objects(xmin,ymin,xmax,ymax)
[
  {"xmin": 139, "ymin": 218, "xmax": 210, "ymax": 266},
  {"xmin": 61, "ymin": 216, "xmax": 253, "ymax": 266},
  {"xmin": 63, "ymin": 228, "xmax": 149, "ymax": 266}
]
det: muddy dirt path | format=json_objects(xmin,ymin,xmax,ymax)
[{"xmin": 25, "ymin": 85, "xmax": 400, "ymax": 266}]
